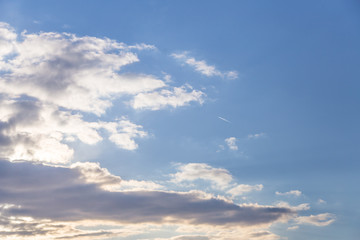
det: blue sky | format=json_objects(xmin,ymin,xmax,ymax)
[{"xmin": 0, "ymin": 0, "xmax": 359, "ymax": 239}]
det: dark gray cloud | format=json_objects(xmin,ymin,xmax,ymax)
[{"xmin": 0, "ymin": 160, "xmax": 293, "ymax": 226}]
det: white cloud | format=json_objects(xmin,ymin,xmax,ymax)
[
  {"xmin": 71, "ymin": 162, "xmax": 121, "ymax": 190},
  {"xmin": 171, "ymin": 163, "xmax": 233, "ymax": 190},
  {"xmin": 218, "ymin": 116, "xmax": 231, "ymax": 123},
  {"xmin": 295, "ymin": 213, "xmax": 336, "ymax": 227},
  {"xmin": 276, "ymin": 190, "xmax": 302, "ymax": 197},
  {"xmin": 171, "ymin": 52, "xmax": 238, "ymax": 79},
  {"xmin": 103, "ymin": 119, "xmax": 148, "ymax": 150},
  {"xmin": 227, "ymin": 184, "xmax": 263, "ymax": 198},
  {"xmin": 0, "ymin": 27, "xmax": 167, "ymax": 115},
  {"xmin": 130, "ymin": 85, "xmax": 205, "ymax": 110},
  {"xmin": 0, "ymin": 99, "xmax": 147, "ymax": 164},
  {"xmin": 119, "ymin": 180, "xmax": 164, "ymax": 191},
  {"xmin": 275, "ymin": 201, "xmax": 310, "ymax": 211},
  {"xmin": 225, "ymin": 137, "xmax": 238, "ymax": 151},
  {"xmin": 287, "ymin": 225, "xmax": 299, "ymax": 230},
  {"xmin": 0, "ymin": 23, "xmax": 207, "ymax": 164},
  {"xmin": 0, "ymin": 22, "xmax": 17, "ymax": 63},
  {"xmin": 248, "ymin": 133, "xmax": 266, "ymax": 139}
]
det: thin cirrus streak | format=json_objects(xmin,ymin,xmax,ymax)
[{"xmin": 218, "ymin": 116, "xmax": 231, "ymax": 123}]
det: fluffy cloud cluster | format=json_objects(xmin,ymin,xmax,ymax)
[
  {"xmin": 170, "ymin": 163, "xmax": 264, "ymax": 198},
  {"xmin": 0, "ymin": 22, "xmax": 205, "ymax": 164},
  {"xmin": 0, "ymin": 98, "xmax": 147, "ymax": 163}
]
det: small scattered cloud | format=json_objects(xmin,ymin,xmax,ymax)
[
  {"xmin": 276, "ymin": 201, "xmax": 310, "ymax": 211},
  {"xmin": 225, "ymin": 137, "xmax": 238, "ymax": 151},
  {"xmin": 227, "ymin": 184, "xmax": 263, "ymax": 198},
  {"xmin": 171, "ymin": 52, "xmax": 238, "ymax": 79},
  {"xmin": 162, "ymin": 71, "xmax": 172, "ymax": 82},
  {"xmin": 295, "ymin": 213, "xmax": 336, "ymax": 227},
  {"xmin": 287, "ymin": 225, "xmax": 299, "ymax": 230},
  {"xmin": 129, "ymin": 85, "xmax": 205, "ymax": 110},
  {"xmin": 318, "ymin": 199, "xmax": 326, "ymax": 204},
  {"xmin": 276, "ymin": 190, "xmax": 302, "ymax": 197},
  {"xmin": 248, "ymin": 133, "xmax": 266, "ymax": 139},
  {"xmin": 170, "ymin": 163, "xmax": 233, "ymax": 190}
]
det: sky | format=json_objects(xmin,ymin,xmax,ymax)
[{"xmin": 0, "ymin": 0, "xmax": 359, "ymax": 239}]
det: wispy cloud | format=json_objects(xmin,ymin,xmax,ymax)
[
  {"xmin": 218, "ymin": 116, "xmax": 231, "ymax": 123},
  {"xmin": 295, "ymin": 213, "xmax": 336, "ymax": 227},
  {"xmin": 171, "ymin": 52, "xmax": 238, "ymax": 79},
  {"xmin": 248, "ymin": 132, "xmax": 266, "ymax": 139},
  {"xmin": 129, "ymin": 85, "xmax": 205, "ymax": 110},
  {"xmin": 227, "ymin": 184, "xmax": 263, "ymax": 198},
  {"xmin": 276, "ymin": 190, "xmax": 302, "ymax": 197}
]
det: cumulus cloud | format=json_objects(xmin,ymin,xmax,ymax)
[
  {"xmin": 170, "ymin": 163, "xmax": 233, "ymax": 190},
  {"xmin": 171, "ymin": 52, "xmax": 238, "ymax": 79},
  {"xmin": 225, "ymin": 137, "xmax": 238, "ymax": 151},
  {"xmin": 0, "ymin": 99, "xmax": 147, "ymax": 164},
  {"xmin": 0, "ymin": 23, "xmax": 206, "ymax": 164},
  {"xmin": 0, "ymin": 23, "xmax": 205, "ymax": 115},
  {"xmin": 276, "ymin": 190, "xmax": 302, "ymax": 197},
  {"xmin": 130, "ymin": 85, "xmax": 205, "ymax": 110},
  {"xmin": 0, "ymin": 25, "xmax": 165, "ymax": 115},
  {"xmin": 170, "ymin": 163, "xmax": 265, "ymax": 199},
  {"xmin": 0, "ymin": 23, "xmax": 17, "ymax": 62},
  {"xmin": 71, "ymin": 162, "xmax": 164, "ymax": 192},
  {"xmin": 71, "ymin": 162, "xmax": 121, "ymax": 190}
]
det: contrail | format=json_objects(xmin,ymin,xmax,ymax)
[{"xmin": 218, "ymin": 116, "xmax": 231, "ymax": 123}]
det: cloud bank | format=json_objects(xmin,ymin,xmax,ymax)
[{"xmin": 0, "ymin": 160, "xmax": 294, "ymax": 238}]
